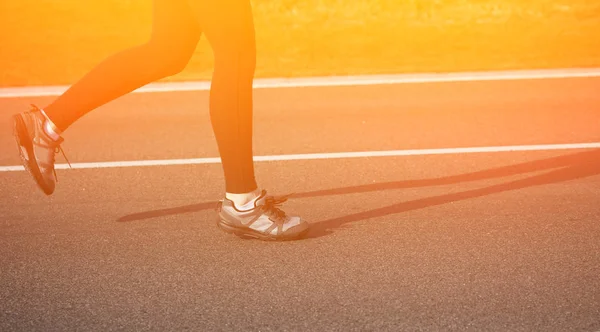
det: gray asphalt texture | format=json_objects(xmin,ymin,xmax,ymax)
[{"xmin": 1, "ymin": 78, "xmax": 599, "ymax": 331}]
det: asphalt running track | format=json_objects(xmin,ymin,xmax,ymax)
[{"xmin": 1, "ymin": 74, "xmax": 599, "ymax": 331}]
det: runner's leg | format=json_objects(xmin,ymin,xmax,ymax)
[
  {"xmin": 191, "ymin": 0, "xmax": 258, "ymax": 195},
  {"xmin": 43, "ymin": 0, "xmax": 201, "ymax": 132}
]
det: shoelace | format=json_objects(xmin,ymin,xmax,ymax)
[
  {"xmin": 52, "ymin": 146, "xmax": 72, "ymax": 182},
  {"xmin": 262, "ymin": 193, "xmax": 295, "ymax": 222}
]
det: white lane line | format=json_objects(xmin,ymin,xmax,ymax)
[
  {"xmin": 1, "ymin": 142, "xmax": 599, "ymax": 172},
  {"xmin": 1, "ymin": 68, "xmax": 600, "ymax": 98}
]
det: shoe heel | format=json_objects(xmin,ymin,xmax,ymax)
[
  {"xmin": 13, "ymin": 115, "xmax": 34, "ymax": 169},
  {"xmin": 13, "ymin": 115, "xmax": 30, "ymax": 149},
  {"xmin": 12, "ymin": 114, "xmax": 53, "ymax": 195},
  {"xmin": 216, "ymin": 218, "xmax": 235, "ymax": 233}
]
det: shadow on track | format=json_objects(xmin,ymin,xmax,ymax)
[{"xmin": 117, "ymin": 149, "xmax": 600, "ymax": 239}]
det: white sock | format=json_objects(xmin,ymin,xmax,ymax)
[
  {"xmin": 226, "ymin": 189, "xmax": 261, "ymax": 210},
  {"xmin": 39, "ymin": 109, "xmax": 61, "ymax": 141}
]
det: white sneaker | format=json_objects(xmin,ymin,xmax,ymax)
[
  {"xmin": 12, "ymin": 105, "xmax": 69, "ymax": 195},
  {"xmin": 216, "ymin": 190, "xmax": 309, "ymax": 241}
]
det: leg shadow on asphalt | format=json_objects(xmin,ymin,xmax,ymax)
[{"xmin": 117, "ymin": 149, "xmax": 600, "ymax": 238}]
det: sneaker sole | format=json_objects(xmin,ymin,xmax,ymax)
[
  {"xmin": 12, "ymin": 114, "xmax": 54, "ymax": 196},
  {"xmin": 216, "ymin": 218, "xmax": 309, "ymax": 241}
]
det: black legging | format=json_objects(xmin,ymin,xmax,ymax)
[{"xmin": 44, "ymin": 0, "xmax": 258, "ymax": 193}]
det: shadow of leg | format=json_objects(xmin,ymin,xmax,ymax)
[
  {"xmin": 117, "ymin": 150, "xmax": 600, "ymax": 225},
  {"xmin": 307, "ymin": 159, "xmax": 599, "ymax": 238}
]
